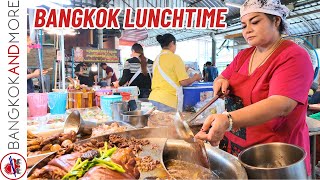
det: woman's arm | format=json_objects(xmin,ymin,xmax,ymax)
[
  {"xmin": 230, "ymin": 95, "xmax": 297, "ymax": 128},
  {"xmin": 179, "ymin": 74, "xmax": 201, "ymax": 86},
  {"xmin": 196, "ymin": 95, "xmax": 298, "ymax": 145}
]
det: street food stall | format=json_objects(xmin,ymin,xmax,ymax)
[{"xmin": 25, "ymin": 0, "xmax": 320, "ymax": 179}]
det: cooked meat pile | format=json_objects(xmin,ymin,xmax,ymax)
[
  {"xmin": 108, "ymin": 135, "xmax": 150, "ymax": 155},
  {"xmin": 91, "ymin": 122, "xmax": 127, "ymax": 137},
  {"xmin": 28, "ymin": 148, "xmax": 140, "ymax": 180},
  {"xmin": 80, "ymin": 148, "xmax": 140, "ymax": 180},
  {"xmin": 28, "ymin": 135, "xmax": 156, "ymax": 179},
  {"xmin": 136, "ymin": 156, "xmax": 160, "ymax": 172},
  {"xmin": 73, "ymin": 138, "xmax": 105, "ymax": 153},
  {"xmin": 27, "ymin": 130, "xmax": 76, "ymax": 157}
]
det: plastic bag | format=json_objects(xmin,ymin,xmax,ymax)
[{"xmin": 194, "ymin": 98, "xmax": 225, "ymax": 119}]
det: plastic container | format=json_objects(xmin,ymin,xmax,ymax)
[
  {"xmin": 120, "ymin": 92, "xmax": 131, "ymax": 101},
  {"xmin": 183, "ymin": 82, "xmax": 213, "ymax": 110},
  {"xmin": 95, "ymin": 89, "xmax": 112, "ymax": 107},
  {"xmin": 27, "ymin": 93, "xmax": 48, "ymax": 117},
  {"xmin": 117, "ymin": 86, "xmax": 140, "ymax": 99},
  {"xmin": 48, "ymin": 92, "xmax": 67, "ymax": 115},
  {"xmin": 100, "ymin": 95, "xmax": 122, "ymax": 116}
]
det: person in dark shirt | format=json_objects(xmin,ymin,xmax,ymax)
[
  {"xmin": 114, "ymin": 43, "xmax": 153, "ymax": 98},
  {"xmin": 100, "ymin": 63, "xmax": 117, "ymax": 86},
  {"xmin": 27, "ymin": 68, "xmax": 48, "ymax": 93},
  {"xmin": 205, "ymin": 61, "xmax": 219, "ymax": 82},
  {"xmin": 75, "ymin": 63, "xmax": 97, "ymax": 87}
]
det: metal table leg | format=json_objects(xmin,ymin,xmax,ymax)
[{"xmin": 311, "ymin": 135, "xmax": 317, "ymax": 179}]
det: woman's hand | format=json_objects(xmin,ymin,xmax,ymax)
[
  {"xmin": 213, "ymin": 77, "xmax": 229, "ymax": 96},
  {"xmin": 113, "ymin": 81, "xmax": 120, "ymax": 88},
  {"xmin": 195, "ymin": 113, "xmax": 230, "ymax": 146},
  {"xmin": 193, "ymin": 73, "xmax": 201, "ymax": 81}
]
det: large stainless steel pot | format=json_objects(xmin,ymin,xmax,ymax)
[
  {"xmin": 238, "ymin": 142, "xmax": 307, "ymax": 179},
  {"xmin": 163, "ymin": 139, "xmax": 248, "ymax": 179},
  {"xmin": 121, "ymin": 110, "xmax": 149, "ymax": 128}
]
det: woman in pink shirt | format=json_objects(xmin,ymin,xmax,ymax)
[{"xmin": 196, "ymin": 0, "xmax": 313, "ymax": 176}]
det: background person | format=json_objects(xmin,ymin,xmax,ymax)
[
  {"xmin": 100, "ymin": 63, "xmax": 117, "ymax": 87},
  {"xmin": 148, "ymin": 33, "xmax": 201, "ymax": 112},
  {"xmin": 27, "ymin": 68, "xmax": 48, "ymax": 94},
  {"xmin": 205, "ymin": 61, "xmax": 219, "ymax": 82},
  {"xmin": 114, "ymin": 43, "xmax": 153, "ymax": 98},
  {"xmin": 75, "ymin": 62, "xmax": 97, "ymax": 87}
]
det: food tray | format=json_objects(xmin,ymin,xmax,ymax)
[
  {"xmin": 27, "ymin": 114, "xmax": 66, "ymax": 133},
  {"xmin": 66, "ymin": 106, "xmax": 112, "ymax": 125},
  {"xmin": 27, "ymin": 121, "xmax": 136, "ymax": 168},
  {"xmin": 28, "ymin": 127, "xmax": 171, "ymax": 179}
]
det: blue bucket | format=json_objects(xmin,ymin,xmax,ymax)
[
  {"xmin": 101, "ymin": 95, "xmax": 122, "ymax": 116},
  {"xmin": 183, "ymin": 82, "xmax": 213, "ymax": 110},
  {"xmin": 48, "ymin": 92, "xmax": 67, "ymax": 115}
]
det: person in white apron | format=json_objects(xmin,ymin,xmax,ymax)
[
  {"xmin": 114, "ymin": 43, "xmax": 153, "ymax": 98},
  {"xmin": 148, "ymin": 33, "xmax": 201, "ymax": 112}
]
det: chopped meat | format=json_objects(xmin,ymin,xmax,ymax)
[
  {"xmin": 108, "ymin": 135, "xmax": 150, "ymax": 155},
  {"xmin": 27, "ymin": 145, "xmax": 41, "ymax": 152},
  {"xmin": 28, "ymin": 165, "xmax": 67, "ymax": 180},
  {"xmin": 81, "ymin": 150, "xmax": 100, "ymax": 161},
  {"xmin": 40, "ymin": 134, "xmax": 60, "ymax": 146},
  {"xmin": 48, "ymin": 152, "xmax": 82, "ymax": 172},
  {"xmin": 91, "ymin": 122, "xmax": 127, "ymax": 137},
  {"xmin": 73, "ymin": 139, "xmax": 104, "ymax": 153},
  {"xmin": 41, "ymin": 144, "xmax": 52, "ymax": 151},
  {"xmin": 135, "ymin": 156, "xmax": 160, "ymax": 172},
  {"xmin": 59, "ymin": 130, "xmax": 77, "ymax": 142},
  {"xmin": 27, "ymin": 139, "xmax": 41, "ymax": 147}
]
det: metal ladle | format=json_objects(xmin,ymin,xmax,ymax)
[
  {"xmin": 64, "ymin": 110, "xmax": 95, "ymax": 135},
  {"xmin": 173, "ymin": 111, "xmax": 211, "ymax": 169},
  {"xmin": 173, "ymin": 91, "xmax": 224, "ymax": 169}
]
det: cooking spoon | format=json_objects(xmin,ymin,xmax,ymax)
[{"xmin": 173, "ymin": 111, "xmax": 210, "ymax": 169}]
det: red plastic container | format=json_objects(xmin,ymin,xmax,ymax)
[{"xmin": 120, "ymin": 92, "xmax": 131, "ymax": 101}]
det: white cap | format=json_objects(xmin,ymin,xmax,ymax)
[{"xmin": 240, "ymin": 0, "xmax": 290, "ymax": 34}]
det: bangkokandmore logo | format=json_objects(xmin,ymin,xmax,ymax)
[{"xmin": 0, "ymin": 153, "xmax": 27, "ymax": 179}]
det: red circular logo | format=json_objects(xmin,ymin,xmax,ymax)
[{"xmin": 0, "ymin": 153, "xmax": 27, "ymax": 179}]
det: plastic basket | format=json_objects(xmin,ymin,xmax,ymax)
[
  {"xmin": 100, "ymin": 95, "xmax": 122, "ymax": 116},
  {"xmin": 120, "ymin": 92, "xmax": 131, "ymax": 101},
  {"xmin": 95, "ymin": 89, "xmax": 113, "ymax": 107},
  {"xmin": 117, "ymin": 86, "xmax": 140, "ymax": 99},
  {"xmin": 183, "ymin": 82, "xmax": 213, "ymax": 110}
]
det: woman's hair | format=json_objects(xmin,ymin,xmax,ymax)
[
  {"xmin": 131, "ymin": 43, "xmax": 148, "ymax": 76},
  {"xmin": 265, "ymin": 13, "xmax": 285, "ymax": 34},
  {"xmin": 156, "ymin": 33, "xmax": 176, "ymax": 48}
]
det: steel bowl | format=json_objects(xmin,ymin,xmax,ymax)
[
  {"xmin": 163, "ymin": 139, "xmax": 248, "ymax": 179},
  {"xmin": 238, "ymin": 142, "xmax": 307, "ymax": 179},
  {"xmin": 121, "ymin": 110, "xmax": 149, "ymax": 128}
]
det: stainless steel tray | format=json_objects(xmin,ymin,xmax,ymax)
[
  {"xmin": 27, "ymin": 121, "xmax": 136, "ymax": 168},
  {"xmin": 28, "ymin": 127, "xmax": 248, "ymax": 179},
  {"xmin": 28, "ymin": 127, "xmax": 171, "ymax": 179}
]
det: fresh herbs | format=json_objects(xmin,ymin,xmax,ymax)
[{"xmin": 62, "ymin": 142, "xmax": 125, "ymax": 180}]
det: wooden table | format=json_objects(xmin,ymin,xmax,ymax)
[{"xmin": 307, "ymin": 116, "xmax": 320, "ymax": 179}]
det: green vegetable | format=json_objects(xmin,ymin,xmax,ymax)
[{"xmin": 62, "ymin": 141, "xmax": 125, "ymax": 180}]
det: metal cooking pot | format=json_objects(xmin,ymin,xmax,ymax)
[
  {"xmin": 238, "ymin": 142, "xmax": 307, "ymax": 179},
  {"xmin": 163, "ymin": 139, "xmax": 248, "ymax": 179},
  {"xmin": 121, "ymin": 110, "xmax": 149, "ymax": 128}
]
